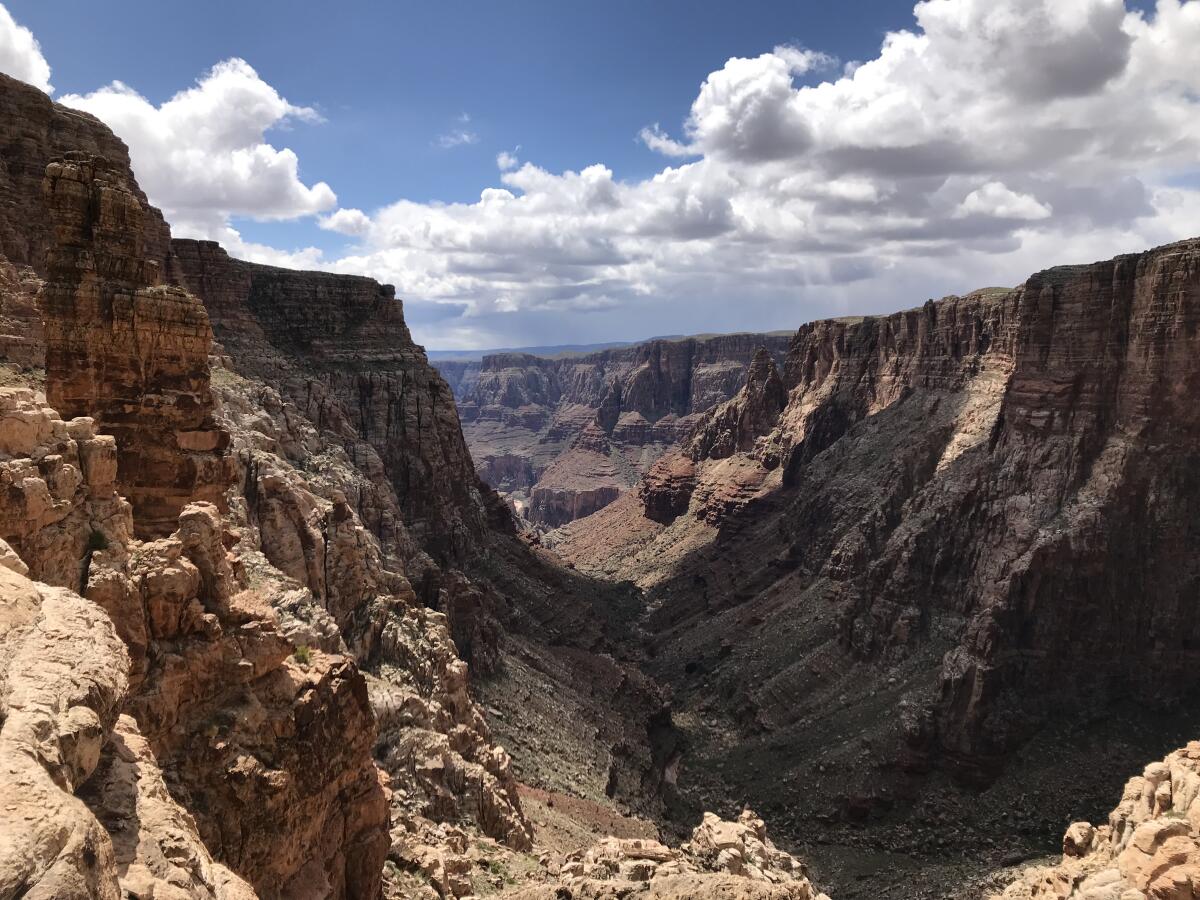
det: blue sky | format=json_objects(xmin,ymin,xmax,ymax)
[
  {"xmin": 0, "ymin": 0, "xmax": 1194, "ymax": 349},
  {"xmin": 9, "ymin": 1, "xmax": 922, "ymax": 252}
]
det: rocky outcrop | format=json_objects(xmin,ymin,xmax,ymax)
[
  {"xmin": 0, "ymin": 389, "xmax": 129, "ymax": 590},
  {"xmin": 211, "ymin": 364, "xmax": 532, "ymax": 856},
  {"xmin": 373, "ymin": 601, "xmax": 534, "ymax": 851},
  {"xmin": 0, "ymin": 534, "xmax": 257, "ymax": 900},
  {"xmin": 125, "ymin": 504, "xmax": 389, "ymax": 900},
  {"xmin": 40, "ymin": 155, "xmax": 232, "ymax": 538},
  {"xmin": 441, "ymin": 334, "xmax": 791, "ymax": 527},
  {"xmin": 0, "ymin": 379, "xmax": 391, "ymax": 898},
  {"xmin": 172, "ymin": 237, "xmax": 677, "ymax": 853},
  {"xmin": 688, "ymin": 348, "xmax": 788, "ymax": 463},
  {"xmin": 0, "ymin": 551, "xmax": 129, "ymax": 900},
  {"xmin": 527, "ymin": 424, "xmax": 628, "ymax": 528},
  {"xmin": 639, "ymin": 454, "xmax": 697, "ymax": 525},
  {"xmin": 999, "ymin": 743, "xmax": 1200, "ymax": 900},
  {"xmin": 498, "ymin": 810, "xmax": 826, "ymax": 900},
  {"xmin": 79, "ymin": 715, "xmax": 259, "ymax": 900}
]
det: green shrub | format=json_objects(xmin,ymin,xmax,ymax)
[
  {"xmin": 87, "ymin": 529, "xmax": 109, "ymax": 552},
  {"xmin": 293, "ymin": 644, "xmax": 312, "ymax": 665}
]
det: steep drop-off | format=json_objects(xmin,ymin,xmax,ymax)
[
  {"xmin": 171, "ymin": 239, "xmax": 482, "ymax": 564},
  {"xmin": 167, "ymin": 237, "xmax": 682, "ymax": 832}
]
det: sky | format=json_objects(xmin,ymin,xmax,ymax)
[{"xmin": 0, "ymin": 0, "xmax": 1195, "ymax": 350}]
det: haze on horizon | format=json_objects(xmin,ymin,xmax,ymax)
[{"xmin": 0, "ymin": 0, "xmax": 1196, "ymax": 351}]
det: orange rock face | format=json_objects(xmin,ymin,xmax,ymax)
[{"xmin": 40, "ymin": 154, "xmax": 232, "ymax": 538}]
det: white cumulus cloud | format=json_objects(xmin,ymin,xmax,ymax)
[
  {"xmin": 325, "ymin": 0, "xmax": 1200, "ymax": 347},
  {"xmin": 0, "ymin": 3, "xmax": 51, "ymax": 93},
  {"xmin": 60, "ymin": 58, "xmax": 335, "ymax": 239},
  {"xmin": 9, "ymin": 0, "xmax": 1200, "ymax": 349},
  {"xmin": 320, "ymin": 207, "xmax": 372, "ymax": 236},
  {"xmin": 956, "ymin": 182, "xmax": 1053, "ymax": 220}
]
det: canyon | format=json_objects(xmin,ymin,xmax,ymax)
[
  {"xmin": 435, "ymin": 333, "xmax": 791, "ymax": 527},
  {"xmin": 1, "ymin": 65, "xmax": 1199, "ymax": 900}
]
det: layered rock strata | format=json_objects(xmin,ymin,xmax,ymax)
[
  {"xmin": 0, "ymin": 73, "xmax": 171, "ymax": 276},
  {"xmin": 580, "ymin": 242, "xmax": 1200, "ymax": 770},
  {"xmin": 555, "ymin": 242, "xmax": 1200, "ymax": 895},
  {"xmin": 41, "ymin": 154, "xmax": 232, "ymax": 538},
  {"xmin": 0, "ymin": 382, "xmax": 390, "ymax": 898},
  {"xmin": 206, "ymin": 358, "xmax": 537, "ymax": 870},
  {"xmin": 170, "ymin": 236, "xmax": 682, "ymax": 841},
  {"xmin": 170, "ymin": 239, "xmax": 483, "ymax": 563}
]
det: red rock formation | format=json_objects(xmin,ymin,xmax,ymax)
[
  {"xmin": 528, "ymin": 423, "xmax": 629, "ymax": 527},
  {"xmin": 0, "ymin": 74, "xmax": 171, "ymax": 276},
  {"xmin": 639, "ymin": 454, "xmax": 697, "ymax": 525},
  {"xmin": 168, "ymin": 241, "xmax": 682, "ymax": 856},
  {"xmin": 40, "ymin": 154, "xmax": 232, "ymax": 538},
  {"xmin": 0, "ymin": 384, "xmax": 387, "ymax": 898},
  {"xmin": 0, "ymin": 69, "xmax": 172, "ymax": 374},
  {"xmin": 688, "ymin": 348, "xmax": 787, "ymax": 462}
]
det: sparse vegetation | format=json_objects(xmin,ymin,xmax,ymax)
[
  {"xmin": 87, "ymin": 529, "xmax": 109, "ymax": 552},
  {"xmin": 293, "ymin": 644, "xmax": 312, "ymax": 665}
]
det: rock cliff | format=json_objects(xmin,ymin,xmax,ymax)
[
  {"xmin": 0, "ymin": 71, "xmax": 541, "ymax": 900},
  {"xmin": 0, "ymin": 73, "xmax": 171, "ymax": 276},
  {"xmin": 167, "ymin": 235, "xmax": 684, "ymax": 845},
  {"xmin": 170, "ymin": 239, "xmax": 485, "ymax": 564},
  {"xmin": 41, "ymin": 155, "xmax": 233, "ymax": 538},
  {"xmin": 0, "ymin": 382, "xmax": 388, "ymax": 898}
]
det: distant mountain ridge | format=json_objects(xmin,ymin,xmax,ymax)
[
  {"xmin": 427, "ymin": 329, "xmax": 794, "ymax": 362},
  {"xmin": 436, "ymin": 330, "xmax": 795, "ymax": 527}
]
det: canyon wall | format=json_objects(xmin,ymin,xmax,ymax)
[
  {"xmin": 167, "ymin": 236, "xmax": 684, "ymax": 840},
  {"xmin": 557, "ymin": 243, "xmax": 1200, "ymax": 892},
  {"xmin": 0, "ymin": 72, "xmax": 533, "ymax": 900},
  {"xmin": 170, "ymin": 239, "xmax": 485, "ymax": 564},
  {"xmin": 41, "ymin": 155, "xmax": 233, "ymax": 538},
  {"xmin": 438, "ymin": 333, "xmax": 792, "ymax": 526},
  {"xmin": 0, "ymin": 73, "xmax": 171, "ymax": 276}
]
